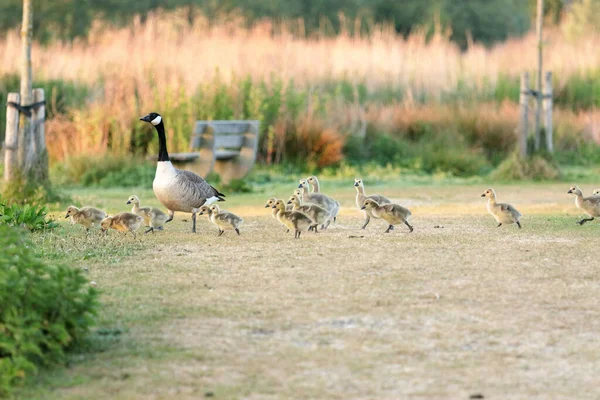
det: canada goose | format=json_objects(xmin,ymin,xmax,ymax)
[
  {"xmin": 593, "ymin": 189, "xmax": 600, "ymax": 196},
  {"xmin": 140, "ymin": 112, "xmax": 226, "ymax": 233},
  {"xmin": 481, "ymin": 188, "xmax": 522, "ymax": 228},
  {"xmin": 208, "ymin": 204, "xmax": 243, "ymax": 236},
  {"xmin": 298, "ymin": 181, "xmax": 335, "ymax": 228},
  {"xmin": 287, "ymin": 195, "xmax": 329, "ymax": 231},
  {"xmin": 361, "ymin": 199, "xmax": 413, "ymax": 233},
  {"xmin": 567, "ymin": 185, "xmax": 600, "ymax": 225},
  {"xmin": 100, "ymin": 212, "xmax": 144, "ymax": 238},
  {"xmin": 354, "ymin": 178, "xmax": 391, "ymax": 229},
  {"xmin": 305, "ymin": 176, "xmax": 340, "ymax": 222},
  {"xmin": 126, "ymin": 195, "xmax": 169, "ymax": 234},
  {"xmin": 65, "ymin": 206, "xmax": 107, "ymax": 232},
  {"xmin": 273, "ymin": 200, "xmax": 318, "ymax": 239}
]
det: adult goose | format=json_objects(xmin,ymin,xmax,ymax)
[{"xmin": 140, "ymin": 112, "xmax": 225, "ymax": 233}]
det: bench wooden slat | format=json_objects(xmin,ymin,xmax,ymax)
[
  {"xmin": 194, "ymin": 121, "xmax": 258, "ymax": 135},
  {"xmin": 215, "ymin": 149, "xmax": 241, "ymax": 160},
  {"xmin": 164, "ymin": 152, "xmax": 200, "ymax": 162},
  {"xmin": 214, "ymin": 135, "xmax": 245, "ymax": 148}
]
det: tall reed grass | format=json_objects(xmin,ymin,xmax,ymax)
[{"xmin": 0, "ymin": 10, "xmax": 599, "ymax": 174}]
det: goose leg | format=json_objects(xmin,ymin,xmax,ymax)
[
  {"xmin": 577, "ymin": 217, "xmax": 594, "ymax": 225},
  {"xmin": 235, "ymin": 228, "xmax": 240, "ymax": 235},
  {"xmin": 497, "ymin": 223, "xmax": 503, "ymax": 228},
  {"xmin": 405, "ymin": 221, "xmax": 414, "ymax": 232},
  {"xmin": 361, "ymin": 214, "xmax": 370, "ymax": 229},
  {"xmin": 516, "ymin": 221, "xmax": 522, "ymax": 229},
  {"xmin": 165, "ymin": 210, "xmax": 174, "ymax": 224},
  {"xmin": 384, "ymin": 225, "xmax": 393, "ymax": 233},
  {"xmin": 192, "ymin": 212, "xmax": 197, "ymax": 233}
]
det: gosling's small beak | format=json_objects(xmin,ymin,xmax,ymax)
[
  {"xmin": 272, "ymin": 205, "xmax": 277, "ymax": 209},
  {"xmin": 126, "ymin": 201, "xmax": 131, "ymax": 204},
  {"xmin": 297, "ymin": 184, "xmax": 302, "ymax": 188},
  {"xmin": 481, "ymin": 194, "xmax": 486, "ymax": 197},
  {"xmin": 65, "ymin": 214, "xmax": 69, "ymax": 219},
  {"xmin": 287, "ymin": 200, "xmax": 292, "ymax": 204},
  {"xmin": 360, "ymin": 206, "xmax": 366, "ymax": 210},
  {"xmin": 264, "ymin": 204, "xmax": 269, "ymax": 208},
  {"xmin": 354, "ymin": 182, "xmax": 359, "ymax": 187},
  {"xmin": 199, "ymin": 212, "xmax": 203, "ymax": 215},
  {"xmin": 567, "ymin": 190, "xmax": 573, "ymax": 194}
]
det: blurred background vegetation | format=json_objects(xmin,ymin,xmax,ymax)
[{"xmin": 0, "ymin": 0, "xmax": 599, "ymax": 187}]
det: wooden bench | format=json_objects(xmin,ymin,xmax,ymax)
[{"xmin": 153, "ymin": 120, "xmax": 260, "ymax": 183}]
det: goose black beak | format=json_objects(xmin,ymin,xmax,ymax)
[{"xmin": 140, "ymin": 114, "xmax": 151, "ymax": 122}]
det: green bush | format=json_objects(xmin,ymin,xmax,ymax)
[
  {"xmin": 0, "ymin": 198, "xmax": 58, "ymax": 232},
  {"xmin": 0, "ymin": 225, "xmax": 98, "ymax": 395}
]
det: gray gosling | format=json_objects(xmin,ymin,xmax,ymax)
[
  {"xmin": 354, "ymin": 178, "xmax": 391, "ymax": 229},
  {"xmin": 287, "ymin": 194, "xmax": 329, "ymax": 232},
  {"xmin": 593, "ymin": 188, "xmax": 600, "ymax": 196},
  {"xmin": 100, "ymin": 212, "xmax": 144, "ymax": 238},
  {"xmin": 273, "ymin": 199, "xmax": 318, "ymax": 239},
  {"xmin": 481, "ymin": 188, "xmax": 522, "ymax": 228},
  {"xmin": 361, "ymin": 199, "xmax": 413, "ymax": 233},
  {"xmin": 306, "ymin": 175, "xmax": 340, "ymax": 222},
  {"xmin": 298, "ymin": 180, "xmax": 335, "ymax": 228},
  {"xmin": 65, "ymin": 206, "xmax": 107, "ymax": 232},
  {"xmin": 126, "ymin": 195, "xmax": 169, "ymax": 234},
  {"xmin": 567, "ymin": 185, "xmax": 600, "ymax": 225},
  {"xmin": 208, "ymin": 204, "xmax": 243, "ymax": 236}
]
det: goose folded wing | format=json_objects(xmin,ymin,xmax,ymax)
[{"xmin": 177, "ymin": 170, "xmax": 226, "ymax": 203}]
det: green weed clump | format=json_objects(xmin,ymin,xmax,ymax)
[
  {"xmin": 490, "ymin": 152, "xmax": 561, "ymax": 181},
  {"xmin": 0, "ymin": 197, "xmax": 58, "ymax": 231},
  {"xmin": 0, "ymin": 225, "xmax": 98, "ymax": 396}
]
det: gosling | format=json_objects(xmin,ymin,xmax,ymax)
[
  {"xmin": 354, "ymin": 178, "xmax": 391, "ymax": 229},
  {"xmin": 567, "ymin": 185, "xmax": 600, "ymax": 225},
  {"xmin": 361, "ymin": 199, "xmax": 413, "ymax": 233},
  {"xmin": 100, "ymin": 212, "xmax": 144, "ymax": 238},
  {"xmin": 298, "ymin": 180, "xmax": 335, "ymax": 228},
  {"xmin": 481, "ymin": 188, "xmax": 522, "ymax": 228},
  {"xmin": 126, "ymin": 195, "xmax": 169, "ymax": 234},
  {"xmin": 65, "ymin": 206, "xmax": 107, "ymax": 232},
  {"xmin": 273, "ymin": 199, "xmax": 318, "ymax": 239},
  {"xmin": 305, "ymin": 176, "xmax": 340, "ymax": 223},
  {"xmin": 208, "ymin": 204, "xmax": 243, "ymax": 236},
  {"xmin": 265, "ymin": 197, "xmax": 292, "ymax": 219},
  {"xmin": 593, "ymin": 189, "xmax": 600, "ymax": 197},
  {"xmin": 287, "ymin": 195, "xmax": 329, "ymax": 232}
]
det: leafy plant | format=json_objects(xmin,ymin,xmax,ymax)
[
  {"xmin": 0, "ymin": 225, "xmax": 99, "ymax": 396},
  {"xmin": 0, "ymin": 198, "xmax": 58, "ymax": 232}
]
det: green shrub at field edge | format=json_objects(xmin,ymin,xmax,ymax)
[
  {"xmin": 0, "ymin": 225, "xmax": 99, "ymax": 396},
  {"xmin": 0, "ymin": 197, "xmax": 58, "ymax": 231}
]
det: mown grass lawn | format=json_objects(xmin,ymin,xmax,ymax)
[{"xmin": 18, "ymin": 180, "xmax": 600, "ymax": 399}]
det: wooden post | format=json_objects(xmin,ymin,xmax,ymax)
[
  {"xmin": 518, "ymin": 72, "xmax": 529, "ymax": 158},
  {"xmin": 543, "ymin": 71, "xmax": 553, "ymax": 153},
  {"xmin": 32, "ymin": 88, "xmax": 48, "ymax": 180},
  {"xmin": 4, "ymin": 93, "xmax": 20, "ymax": 182},
  {"xmin": 18, "ymin": 0, "xmax": 34, "ymax": 172},
  {"xmin": 534, "ymin": 0, "xmax": 544, "ymax": 152}
]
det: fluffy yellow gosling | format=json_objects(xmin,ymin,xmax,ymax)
[
  {"xmin": 481, "ymin": 188, "xmax": 522, "ymax": 229},
  {"xmin": 208, "ymin": 204, "xmax": 243, "ymax": 236},
  {"xmin": 354, "ymin": 178, "xmax": 391, "ymax": 229},
  {"xmin": 273, "ymin": 200, "xmax": 317, "ymax": 239},
  {"xmin": 100, "ymin": 212, "xmax": 144, "ymax": 238},
  {"xmin": 361, "ymin": 199, "xmax": 413, "ymax": 233},
  {"xmin": 65, "ymin": 206, "xmax": 107, "ymax": 232},
  {"xmin": 567, "ymin": 185, "xmax": 600, "ymax": 225}
]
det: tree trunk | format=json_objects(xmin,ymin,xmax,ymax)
[
  {"xmin": 534, "ymin": 0, "xmax": 544, "ymax": 152},
  {"xmin": 4, "ymin": 93, "xmax": 20, "ymax": 182},
  {"xmin": 518, "ymin": 72, "xmax": 529, "ymax": 158},
  {"xmin": 32, "ymin": 88, "xmax": 49, "ymax": 181},
  {"xmin": 18, "ymin": 0, "xmax": 34, "ymax": 173},
  {"xmin": 543, "ymin": 71, "xmax": 553, "ymax": 153}
]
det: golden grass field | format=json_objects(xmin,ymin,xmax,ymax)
[{"xmin": 18, "ymin": 181, "xmax": 600, "ymax": 399}]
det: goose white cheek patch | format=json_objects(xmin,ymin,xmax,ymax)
[{"xmin": 151, "ymin": 115, "xmax": 162, "ymax": 125}]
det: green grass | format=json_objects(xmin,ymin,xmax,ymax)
[{"xmin": 12, "ymin": 180, "xmax": 600, "ymax": 399}]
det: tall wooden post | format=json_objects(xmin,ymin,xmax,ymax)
[
  {"xmin": 4, "ymin": 93, "xmax": 20, "ymax": 182},
  {"xmin": 18, "ymin": 0, "xmax": 34, "ymax": 172},
  {"xmin": 32, "ymin": 88, "xmax": 48, "ymax": 180},
  {"xmin": 534, "ymin": 0, "xmax": 544, "ymax": 151},
  {"xmin": 543, "ymin": 71, "xmax": 553, "ymax": 153},
  {"xmin": 518, "ymin": 72, "xmax": 530, "ymax": 158}
]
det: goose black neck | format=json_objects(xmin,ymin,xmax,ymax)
[{"xmin": 155, "ymin": 121, "xmax": 170, "ymax": 162}]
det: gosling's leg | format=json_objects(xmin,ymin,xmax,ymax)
[
  {"xmin": 361, "ymin": 215, "xmax": 370, "ymax": 230},
  {"xmin": 144, "ymin": 227, "xmax": 154, "ymax": 234},
  {"xmin": 516, "ymin": 221, "xmax": 522, "ymax": 229},
  {"xmin": 384, "ymin": 225, "xmax": 393, "ymax": 233},
  {"xmin": 313, "ymin": 225, "xmax": 318, "ymax": 233},
  {"xmin": 131, "ymin": 230, "xmax": 137, "ymax": 239},
  {"xmin": 218, "ymin": 229, "xmax": 224, "ymax": 237},
  {"xmin": 405, "ymin": 221, "xmax": 414, "ymax": 232},
  {"xmin": 577, "ymin": 217, "xmax": 594, "ymax": 225},
  {"xmin": 497, "ymin": 223, "xmax": 503, "ymax": 228},
  {"xmin": 165, "ymin": 210, "xmax": 175, "ymax": 224},
  {"xmin": 235, "ymin": 228, "xmax": 240, "ymax": 235}
]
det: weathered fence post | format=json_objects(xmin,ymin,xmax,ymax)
[
  {"xmin": 534, "ymin": 0, "xmax": 544, "ymax": 152},
  {"xmin": 32, "ymin": 88, "xmax": 48, "ymax": 180},
  {"xmin": 4, "ymin": 93, "xmax": 20, "ymax": 182},
  {"xmin": 518, "ymin": 72, "xmax": 530, "ymax": 158},
  {"xmin": 18, "ymin": 0, "xmax": 34, "ymax": 173},
  {"xmin": 543, "ymin": 71, "xmax": 553, "ymax": 153}
]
